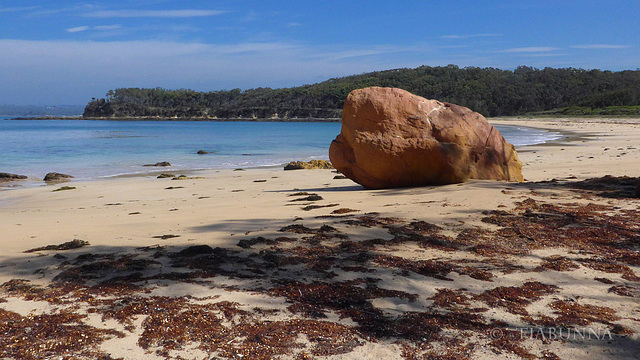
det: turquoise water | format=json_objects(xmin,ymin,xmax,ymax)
[{"xmin": 0, "ymin": 117, "xmax": 561, "ymax": 180}]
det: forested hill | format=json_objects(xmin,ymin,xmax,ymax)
[{"xmin": 83, "ymin": 65, "xmax": 640, "ymax": 119}]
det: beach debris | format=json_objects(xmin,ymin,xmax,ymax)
[
  {"xmin": 289, "ymin": 194, "xmax": 323, "ymax": 202},
  {"xmin": 24, "ymin": 239, "xmax": 89, "ymax": 253},
  {"xmin": 563, "ymin": 174, "xmax": 640, "ymax": 198},
  {"xmin": 329, "ymin": 87, "xmax": 523, "ymax": 189},
  {"xmin": 164, "ymin": 186, "xmax": 184, "ymax": 190},
  {"xmin": 253, "ymin": 179, "xmax": 267, "ymax": 183},
  {"xmin": 43, "ymin": 172, "xmax": 74, "ymax": 182},
  {"xmin": 172, "ymin": 175, "xmax": 204, "ymax": 180},
  {"xmin": 284, "ymin": 160, "xmax": 333, "ymax": 170},
  {"xmin": 288, "ymin": 191, "xmax": 313, "ymax": 196},
  {"xmin": 52, "ymin": 186, "xmax": 76, "ymax": 192},
  {"xmin": 237, "ymin": 236, "xmax": 296, "ymax": 249},
  {"xmin": 156, "ymin": 173, "xmax": 175, "ymax": 179},
  {"xmin": 301, "ymin": 204, "xmax": 338, "ymax": 211},
  {"xmin": 143, "ymin": 161, "xmax": 171, "ymax": 167},
  {"xmin": 279, "ymin": 224, "xmax": 317, "ymax": 234},
  {"xmin": 0, "ymin": 307, "xmax": 123, "ymax": 359},
  {"xmin": 4, "ymin": 175, "xmax": 640, "ymax": 359},
  {"xmin": 475, "ymin": 281, "xmax": 558, "ymax": 315},
  {"xmin": 331, "ymin": 208, "xmax": 359, "ymax": 214},
  {"xmin": 333, "ymin": 175, "xmax": 348, "ymax": 179},
  {"xmin": 0, "ymin": 172, "xmax": 27, "ymax": 182},
  {"xmin": 152, "ymin": 234, "xmax": 181, "ymax": 240},
  {"xmin": 128, "ymin": 212, "xmax": 141, "ymax": 215},
  {"xmin": 197, "ymin": 150, "xmax": 210, "ymax": 154}
]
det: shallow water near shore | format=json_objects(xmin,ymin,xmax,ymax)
[{"xmin": 0, "ymin": 117, "xmax": 562, "ymax": 180}]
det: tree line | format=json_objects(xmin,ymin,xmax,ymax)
[{"xmin": 83, "ymin": 65, "xmax": 640, "ymax": 119}]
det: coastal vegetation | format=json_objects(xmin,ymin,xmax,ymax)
[{"xmin": 83, "ymin": 65, "xmax": 640, "ymax": 119}]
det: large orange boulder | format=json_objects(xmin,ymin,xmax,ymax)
[{"xmin": 329, "ymin": 87, "xmax": 524, "ymax": 189}]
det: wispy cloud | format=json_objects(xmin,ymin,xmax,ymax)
[
  {"xmin": 83, "ymin": 9, "xmax": 226, "ymax": 18},
  {"xmin": 502, "ymin": 47, "xmax": 560, "ymax": 53},
  {"xmin": 441, "ymin": 33, "xmax": 501, "ymax": 40},
  {"xmin": 0, "ymin": 6, "xmax": 41, "ymax": 13},
  {"xmin": 67, "ymin": 25, "xmax": 122, "ymax": 33},
  {"xmin": 0, "ymin": 39, "xmax": 434, "ymax": 104},
  {"xmin": 571, "ymin": 44, "xmax": 631, "ymax": 50},
  {"xmin": 67, "ymin": 26, "xmax": 91, "ymax": 33}
]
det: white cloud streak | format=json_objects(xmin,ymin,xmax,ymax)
[
  {"xmin": 0, "ymin": 6, "xmax": 41, "ymax": 13},
  {"xmin": 67, "ymin": 26, "xmax": 90, "ymax": 33},
  {"xmin": 572, "ymin": 44, "xmax": 630, "ymax": 50},
  {"xmin": 0, "ymin": 39, "xmax": 423, "ymax": 104},
  {"xmin": 67, "ymin": 25, "xmax": 123, "ymax": 33},
  {"xmin": 83, "ymin": 9, "xmax": 226, "ymax": 18}
]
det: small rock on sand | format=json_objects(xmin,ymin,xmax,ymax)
[
  {"xmin": 284, "ymin": 160, "xmax": 333, "ymax": 170},
  {"xmin": 144, "ymin": 162, "xmax": 171, "ymax": 167},
  {"xmin": 0, "ymin": 172, "xmax": 28, "ymax": 182},
  {"xmin": 43, "ymin": 172, "xmax": 74, "ymax": 182}
]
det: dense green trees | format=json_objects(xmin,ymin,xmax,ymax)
[{"xmin": 83, "ymin": 66, "xmax": 640, "ymax": 119}]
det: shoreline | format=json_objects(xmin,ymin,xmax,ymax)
[{"xmin": 0, "ymin": 122, "xmax": 569, "ymax": 188}]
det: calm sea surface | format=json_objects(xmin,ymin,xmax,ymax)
[{"xmin": 0, "ymin": 117, "xmax": 561, "ymax": 180}]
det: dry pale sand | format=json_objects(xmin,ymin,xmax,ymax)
[{"xmin": 0, "ymin": 117, "xmax": 639, "ymax": 360}]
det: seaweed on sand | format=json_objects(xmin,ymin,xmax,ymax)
[
  {"xmin": 24, "ymin": 239, "xmax": 89, "ymax": 253},
  {"xmin": 0, "ymin": 308, "xmax": 123, "ymax": 360}
]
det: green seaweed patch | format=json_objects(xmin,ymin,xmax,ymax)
[{"xmin": 52, "ymin": 186, "xmax": 76, "ymax": 192}]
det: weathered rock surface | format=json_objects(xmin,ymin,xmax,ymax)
[
  {"xmin": 0, "ymin": 172, "xmax": 28, "ymax": 182},
  {"xmin": 329, "ymin": 87, "xmax": 523, "ymax": 189},
  {"xmin": 284, "ymin": 160, "xmax": 334, "ymax": 171},
  {"xmin": 144, "ymin": 162, "xmax": 171, "ymax": 167},
  {"xmin": 43, "ymin": 172, "xmax": 74, "ymax": 182}
]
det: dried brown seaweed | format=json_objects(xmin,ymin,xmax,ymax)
[
  {"xmin": 0, "ymin": 308, "xmax": 123, "ymax": 360},
  {"xmin": 475, "ymin": 281, "xmax": 558, "ymax": 316}
]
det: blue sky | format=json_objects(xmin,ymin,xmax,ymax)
[{"xmin": 1, "ymin": 0, "xmax": 638, "ymax": 105}]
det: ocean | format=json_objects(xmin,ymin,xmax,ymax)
[{"xmin": 0, "ymin": 117, "xmax": 562, "ymax": 181}]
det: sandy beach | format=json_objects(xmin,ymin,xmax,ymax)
[{"xmin": 1, "ymin": 117, "xmax": 639, "ymax": 359}]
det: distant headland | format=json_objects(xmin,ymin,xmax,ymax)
[{"xmin": 81, "ymin": 65, "xmax": 640, "ymax": 120}]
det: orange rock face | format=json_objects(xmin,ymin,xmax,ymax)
[{"xmin": 329, "ymin": 87, "xmax": 524, "ymax": 189}]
